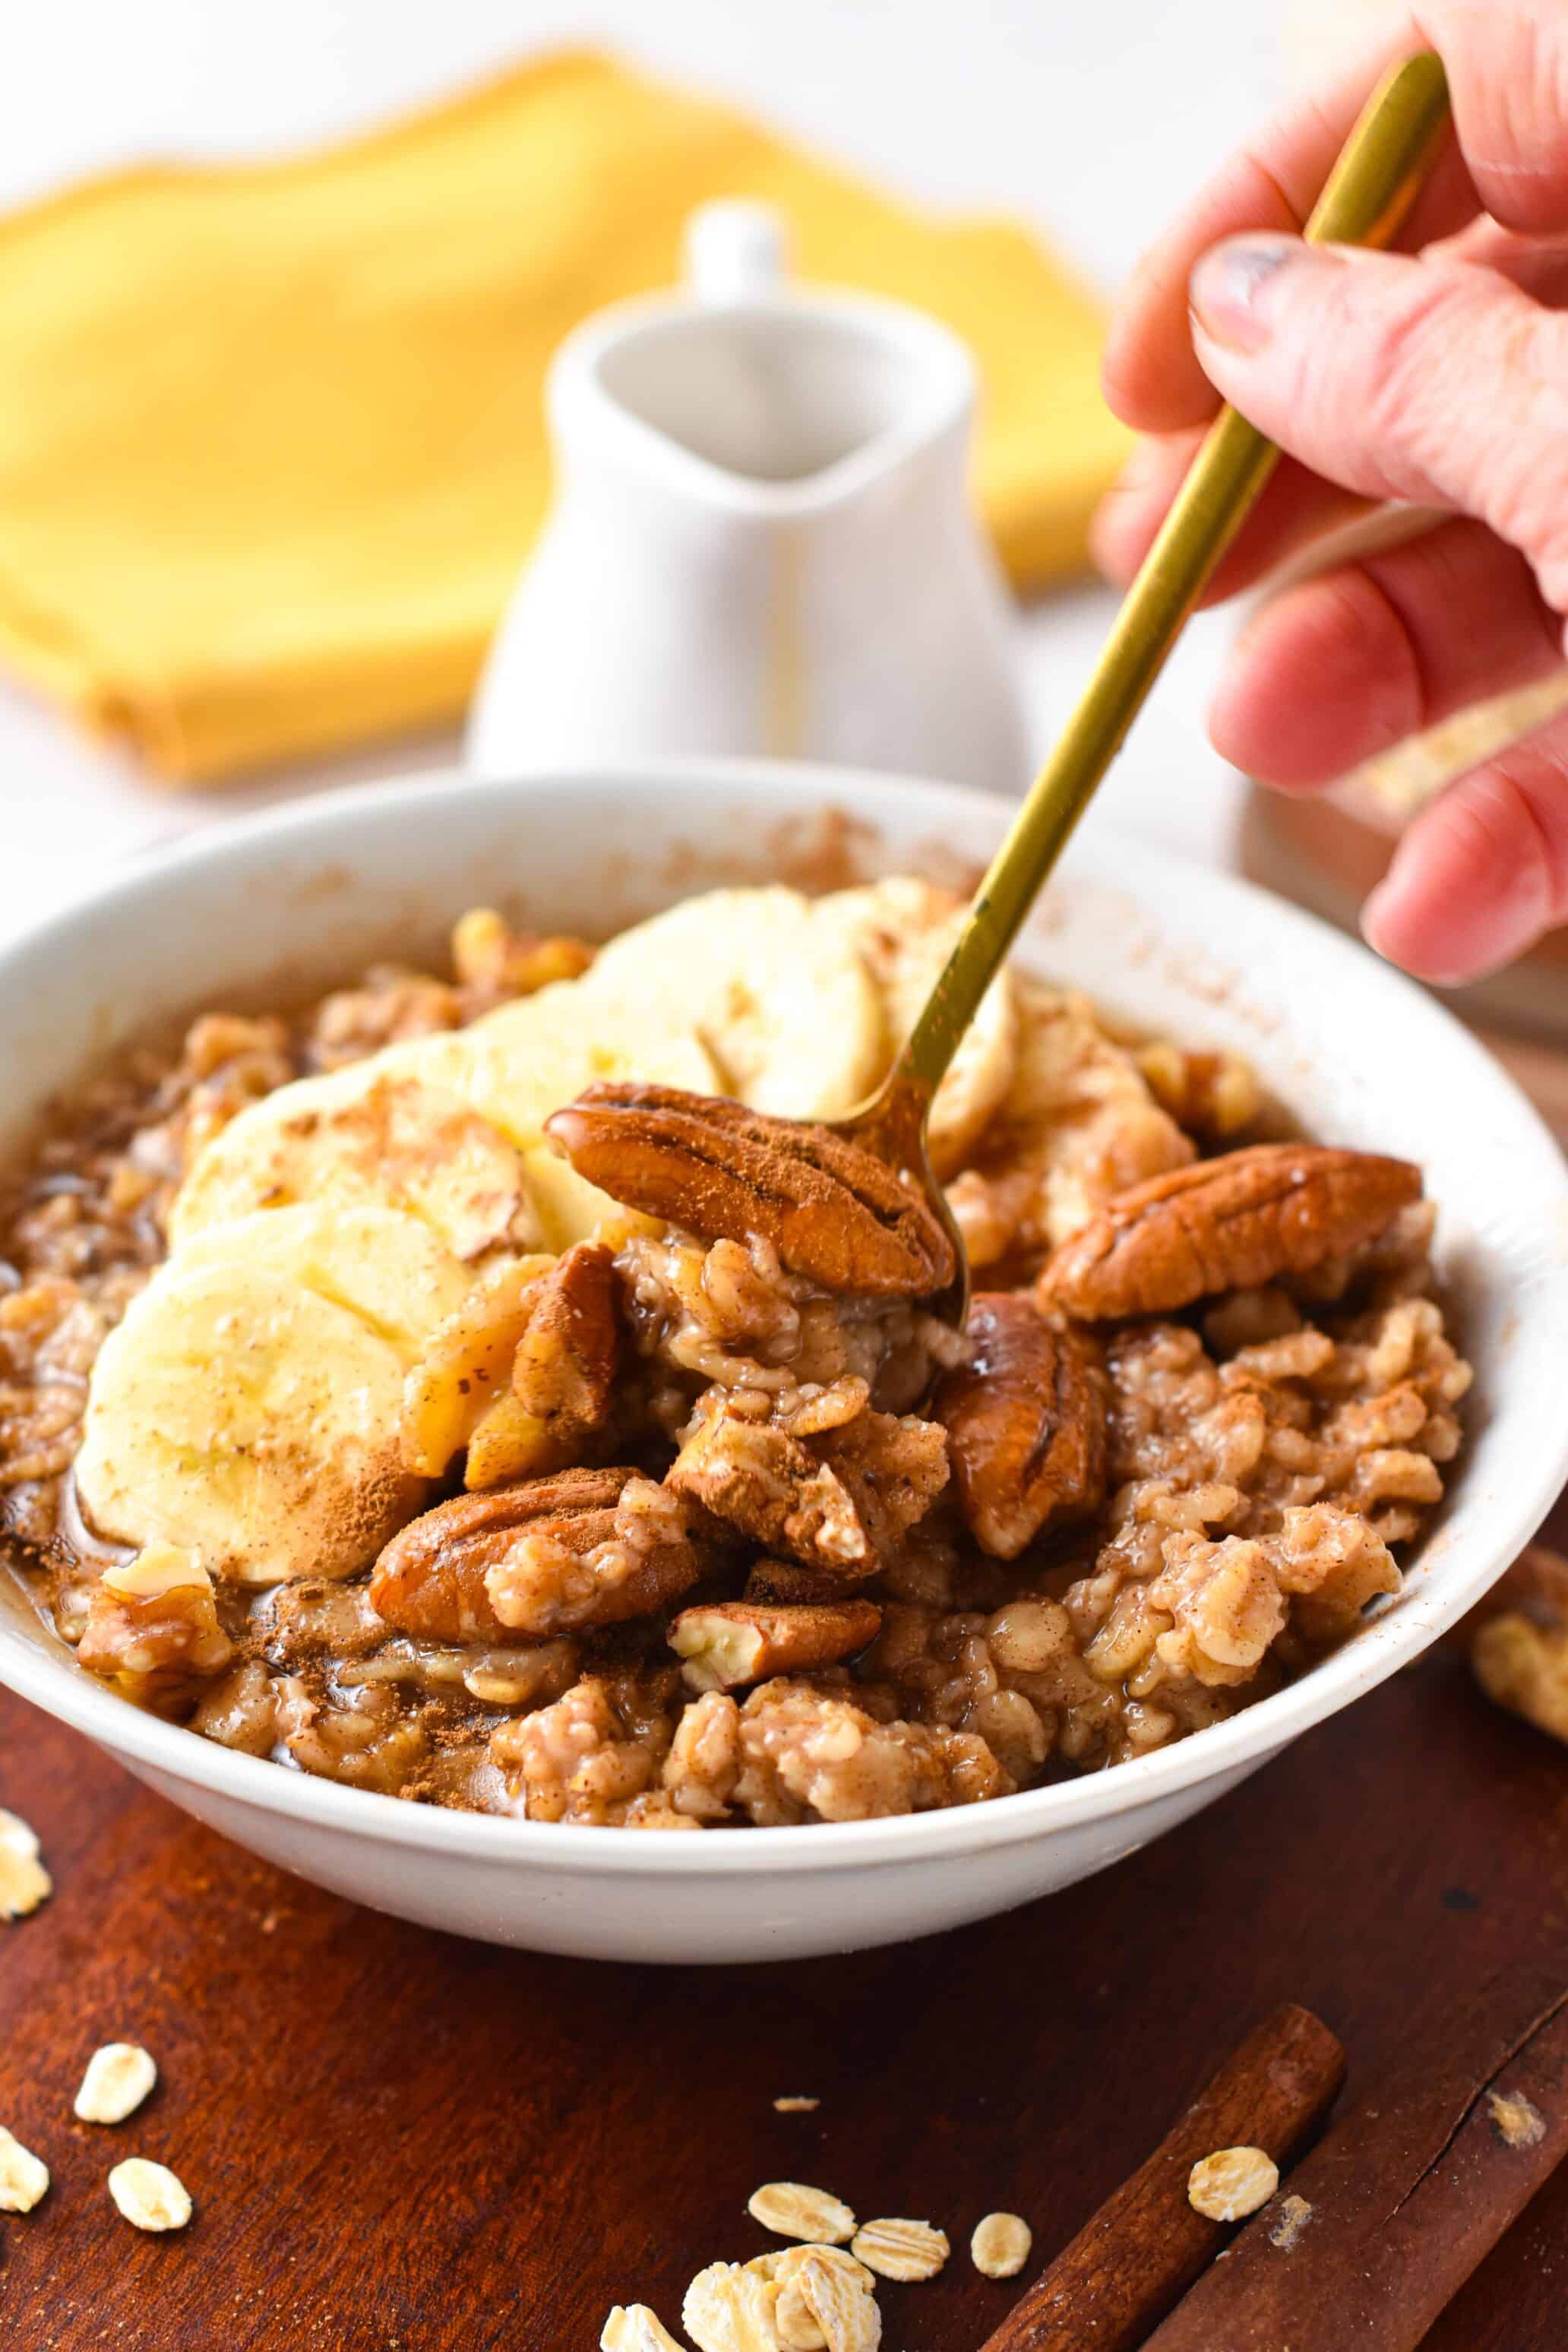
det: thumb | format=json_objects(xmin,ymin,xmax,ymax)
[{"xmin": 1187, "ymin": 236, "xmax": 1568, "ymax": 609}]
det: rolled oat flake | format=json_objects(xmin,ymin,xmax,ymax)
[
  {"xmin": 0, "ymin": 2126, "xmax": 49, "ymax": 2213},
  {"xmin": 972, "ymin": 2209, "xmax": 1032, "ymax": 2278},
  {"xmin": 75, "ymin": 2041, "xmax": 158, "ymax": 2126},
  {"xmin": 108, "ymin": 2156, "xmax": 192, "ymax": 2232},
  {"xmin": 0, "ymin": 1807, "xmax": 52, "ymax": 1921},
  {"xmin": 748, "ymin": 2180, "xmax": 857, "ymax": 2244},
  {"xmin": 1187, "ymin": 2144, "xmax": 1279, "ymax": 2223}
]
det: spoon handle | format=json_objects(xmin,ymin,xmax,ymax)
[{"xmin": 896, "ymin": 50, "xmax": 1453, "ymax": 1100}]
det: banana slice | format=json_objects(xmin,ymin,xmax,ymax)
[
  {"xmin": 77, "ymin": 1204, "xmax": 476, "ymax": 1584},
  {"xmin": 174, "ymin": 1200, "xmax": 476, "ymax": 1361},
  {"xmin": 169, "ymin": 1061, "xmax": 541, "ymax": 1262},
  {"xmin": 425, "ymin": 985, "xmax": 723, "ymax": 1245},
  {"xmin": 457, "ymin": 983, "xmax": 722, "ymax": 1138},
  {"xmin": 576, "ymin": 887, "xmax": 885, "ymax": 1118},
  {"xmin": 985, "ymin": 979, "xmax": 1195, "ymax": 1248},
  {"xmin": 818, "ymin": 876, "xmax": 1019, "ymax": 1176}
]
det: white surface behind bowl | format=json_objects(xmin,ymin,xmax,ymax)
[{"xmin": 2, "ymin": 763, "xmax": 1565, "ymax": 1965}]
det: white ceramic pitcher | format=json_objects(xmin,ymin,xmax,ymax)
[{"xmin": 467, "ymin": 203, "xmax": 1030, "ymax": 791}]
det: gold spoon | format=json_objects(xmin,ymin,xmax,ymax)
[{"xmin": 836, "ymin": 52, "xmax": 1454, "ymax": 1323}]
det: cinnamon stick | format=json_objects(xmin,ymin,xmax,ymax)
[
  {"xmin": 976, "ymin": 2003, "xmax": 1345, "ymax": 2352},
  {"xmin": 1143, "ymin": 1958, "xmax": 1568, "ymax": 2351}
]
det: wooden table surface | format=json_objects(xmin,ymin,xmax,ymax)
[{"xmin": 2, "ymin": 1495, "xmax": 1566, "ymax": 2350}]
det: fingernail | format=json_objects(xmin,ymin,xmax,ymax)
[{"xmin": 1190, "ymin": 235, "xmax": 1301, "ymax": 352}]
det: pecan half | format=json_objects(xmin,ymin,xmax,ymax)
[
  {"xmin": 669, "ymin": 1598, "xmax": 883, "ymax": 1691},
  {"xmin": 512, "ymin": 1238, "xmax": 620, "ymax": 1419},
  {"xmin": 544, "ymin": 1083, "xmax": 954, "ymax": 1298},
  {"xmin": 371, "ymin": 1465, "xmax": 692, "ymax": 1642},
  {"xmin": 485, "ymin": 1468, "xmax": 717, "ymax": 1636},
  {"xmin": 402, "ymin": 1244, "xmax": 622, "ymax": 1491},
  {"xmin": 1035, "ymin": 1143, "xmax": 1422, "ymax": 1321},
  {"xmin": 933, "ymin": 1296, "xmax": 1107, "ymax": 1558},
  {"xmin": 371, "ymin": 1466, "xmax": 621, "ymax": 1641},
  {"xmin": 465, "ymin": 1241, "xmax": 622, "ymax": 1491}
]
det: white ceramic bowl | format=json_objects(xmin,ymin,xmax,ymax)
[{"xmin": 3, "ymin": 764, "xmax": 1566, "ymax": 1965}]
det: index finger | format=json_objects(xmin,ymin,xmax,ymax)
[{"xmin": 1102, "ymin": 17, "xmax": 1478, "ymax": 433}]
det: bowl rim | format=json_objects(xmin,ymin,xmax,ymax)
[{"xmin": 3, "ymin": 756, "xmax": 1566, "ymax": 1878}]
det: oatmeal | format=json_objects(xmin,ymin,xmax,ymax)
[{"xmin": 0, "ymin": 884, "xmax": 1471, "ymax": 1829}]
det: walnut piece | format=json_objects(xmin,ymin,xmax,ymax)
[
  {"xmin": 670, "ymin": 1599, "xmax": 882, "ymax": 1692},
  {"xmin": 0, "ymin": 1807, "xmax": 52, "ymax": 1921},
  {"xmin": 1187, "ymin": 2145, "xmax": 1279, "ymax": 2221},
  {"xmin": 0, "ymin": 2126, "xmax": 49, "ymax": 2212},
  {"xmin": 748, "ymin": 2180, "xmax": 858, "ymax": 2245},
  {"xmin": 108, "ymin": 2155, "xmax": 192, "ymax": 2231},
  {"xmin": 670, "ymin": 1395, "xmax": 947, "ymax": 1582},
  {"xmin": 75, "ymin": 2042, "xmax": 158, "ymax": 2125},
  {"xmin": 934, "ymin": 1296, "xmax": 1106, "ymax": 1557},
  {"xmin": 1038, "ymin": 1144, "xmax": 1422, "ymax": 1321},
  {"xmin": 78, "ymin": 1542, "xmax": 233, "ymax": 1700},
  {"xmin": 545, "ymin": 1082, "xmax": 955, "ymax": 1298},
  {"xmin": 850, "ymin": 2217, "xmax": 950, "ymax": 2281},
  {"xmin": 669, "ymin": 1401, "xmax": 873, "ymax": 1576},
  {"xmin": 970, "ymin": 2211, "xmax": 1032, "ymax": 2278}
]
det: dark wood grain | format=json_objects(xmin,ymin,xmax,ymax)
[{"xmin": 2, "ymin": 1497, "xmax": 1566, "ymax": 2352}]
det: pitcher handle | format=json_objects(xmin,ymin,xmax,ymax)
[{"xmin": 684, "ymin": 201, "xmax": 789, "ymax": 303}]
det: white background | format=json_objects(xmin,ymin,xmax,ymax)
[{"xmin": 0, "ymin": 0, "xmax": 1357, "ymax": 928}]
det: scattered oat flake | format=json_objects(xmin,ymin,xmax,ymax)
[
  {"xmin": 971, "ymin": 2210, "xmax": 1032, "ymax": 2278},
  {"xmin": 0, "ymin": 1807, "xmax": 52, "ymax": 1920},
  {"xmin": 75, "ymin": 2042, "xmax": 159, "ymax": 2126},
  {"xmin": 849, "ymin": 2215, "xmax": 949, "ymax": 2282},
  {"xmin": 1488, "ymin": 2088, "xmax": 1547, "ymax": 2149},
  {"xmin": 684, "ymin": 2259, "xmax": 788, "ymax": 2352},
  {"xmin": 748, "ymin": 2180, "xmax": 856, "ymax": 2244},
  {"xmin": 760, "ymin": 2246, "xmax": 874, "ymax": 2349},
  {"xmin": 773, "ymin": 2275, "xmax": 823, "ymax": 2352},
  {"xmin": 108, "ymin": 2156, "xmax": 192, "ymax": 2232},
  {"xmin": 773, "ymin": 2096, "xmax": 820, "ymax": 2113},
  {"xmin": 1268, "ymin": 2192, "xmax": 1314, "ymax": 2251},
  {"xmin": 1187, "ymin": 2145, "xmax": 1279, "ymax": 2223},
  {"xmin": 795, "ymin": 2248, "xmax": 881, "ymax": 2352},
  {"xmin": 0, "ymin": 2126, "xmax": 49, "ymax": 2213},
  {"xmin": 599, "ymin": 2306, "xmax": 684, "ymax": 2352}
]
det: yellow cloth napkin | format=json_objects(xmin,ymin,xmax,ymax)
[{"xmin": 0, "ymin": 51, "xmax": 1127, "ymax": 782}]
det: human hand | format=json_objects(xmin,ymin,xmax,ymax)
[{"xmin": 1095, "ymin": 4, "xmax": 1568, "ymax": 982}]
